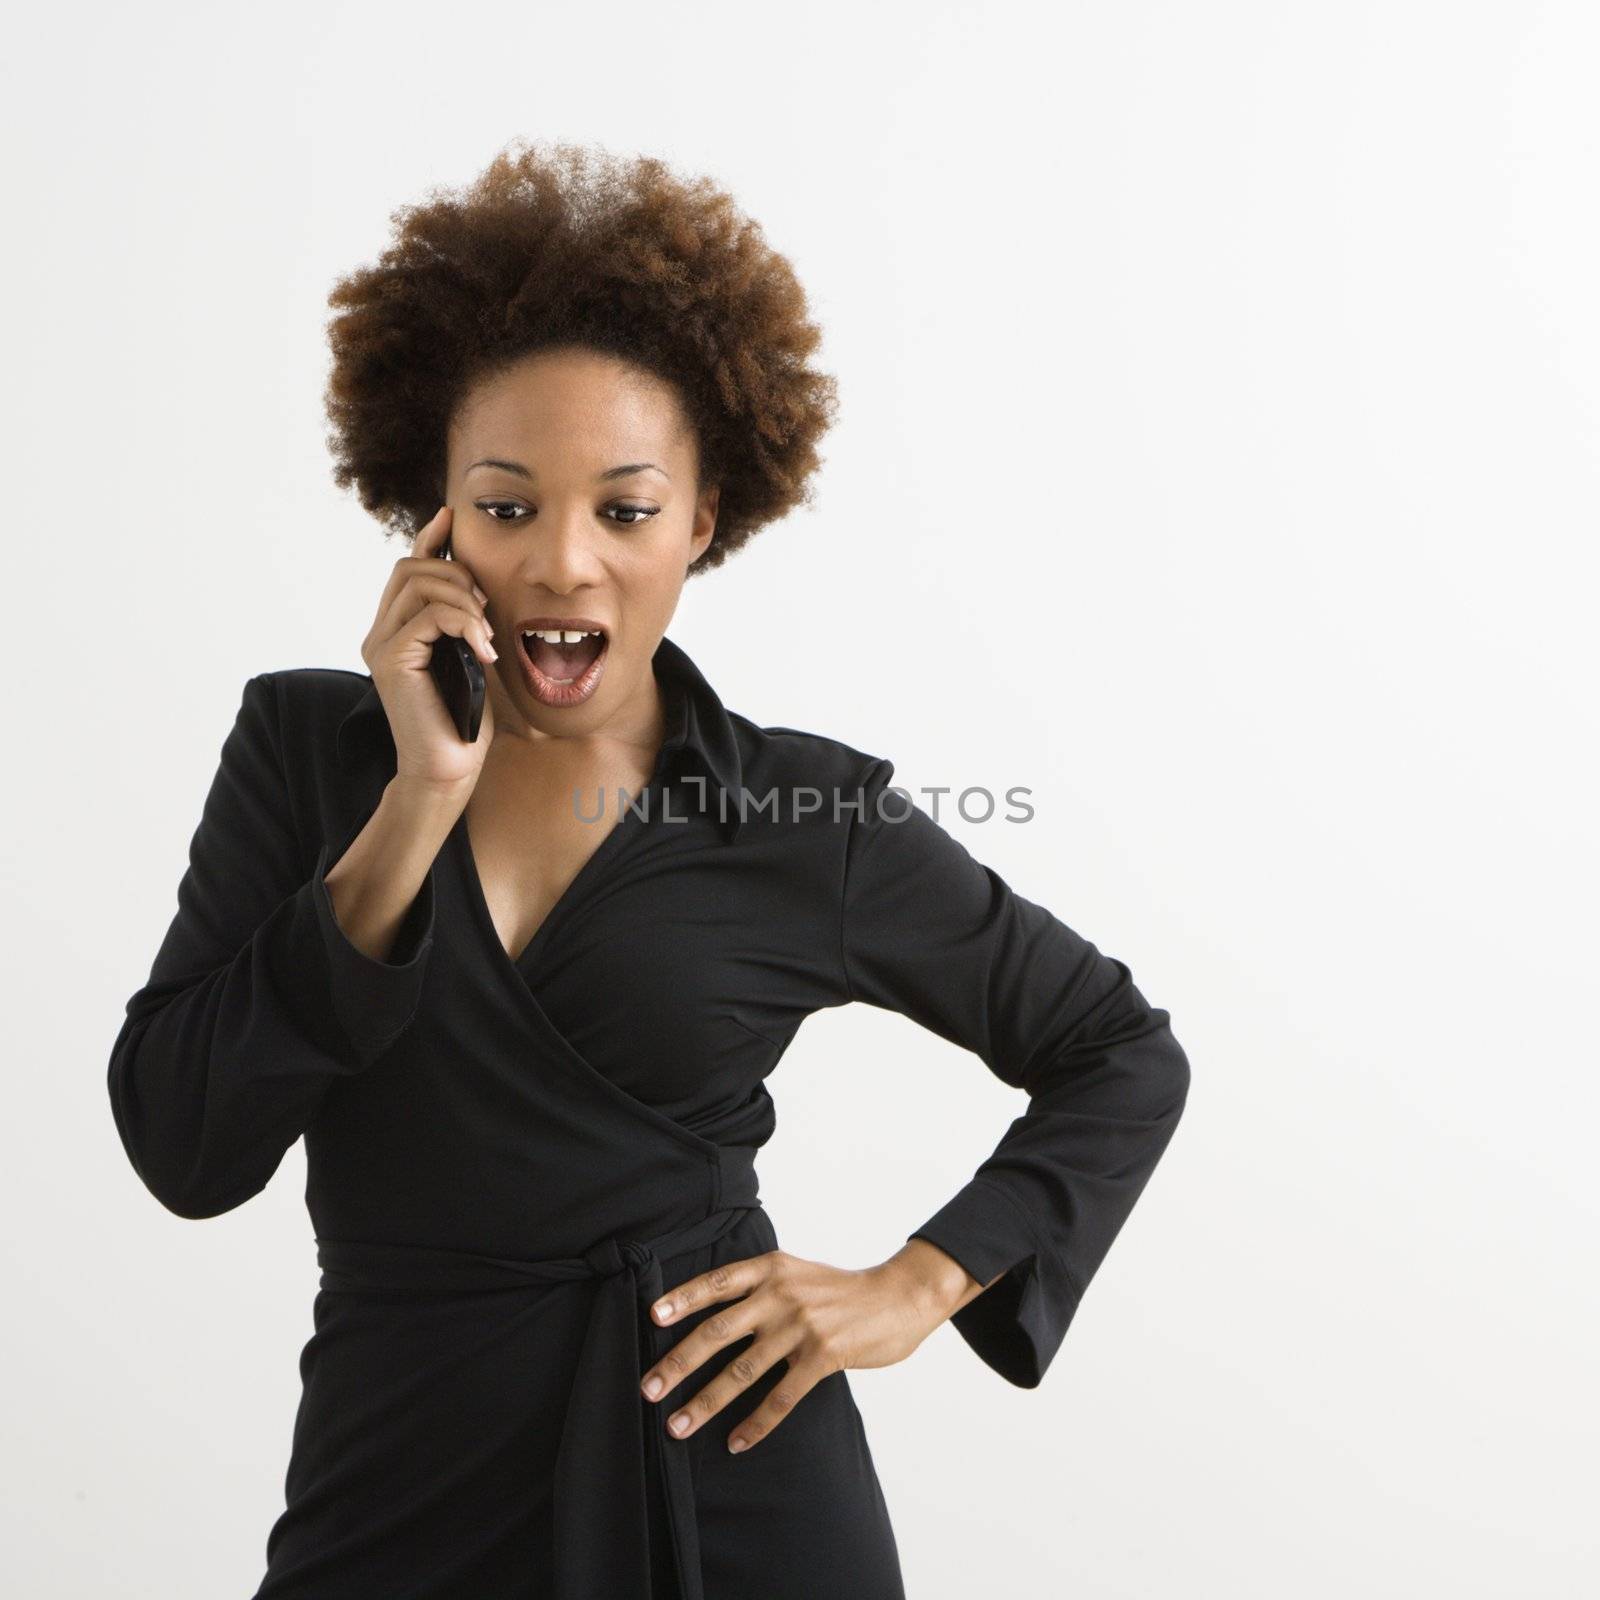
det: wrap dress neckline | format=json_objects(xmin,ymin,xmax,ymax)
[{"xmin": 448, "ymin": 648, "xmax": 704, "ymax": 980}]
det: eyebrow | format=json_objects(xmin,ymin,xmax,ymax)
[{"xmin": 465, "ymin": 458, "xmax": 669, "ymax": 483}]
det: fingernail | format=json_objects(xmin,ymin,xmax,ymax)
[
  {"xmin": 642, "ymin": 1375, "xmax": 663, "ymax": 1399},
  {"xmin": 473, "ymin": 586, "xmax": 488, "ymax": 604},
  {"xmin": 728, "ymin": 1436, "xmax": 748, "ymax": 1453},
  {"xmin": 654, "ymin": 1299, "xmax": 674, "ymax": 1321},
  {"xmin": 669, "ymin": 1413, "xmax": 690, "ymax": 1436}
]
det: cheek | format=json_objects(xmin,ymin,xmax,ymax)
[
  {"xmin": 615, "ymin": 540, "xmax": 693, "ymax": 606},
  {"xmin": 450, "ymin": 538, "xmax": 512, "ymax": 588}
]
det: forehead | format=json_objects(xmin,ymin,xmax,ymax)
[{"xmin": 450, "ymin": 348, "xmax": 690, "ymax": 457}]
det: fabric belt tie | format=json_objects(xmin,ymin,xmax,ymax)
[{"xmin": 315, "ymin": 1197, "xmax": 761, "ymax": 1600}]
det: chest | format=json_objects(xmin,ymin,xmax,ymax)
[
  {"xmin": 428, "ymin": 730, "xmax": 854, "ymax": 1097},
  {"xmin": 461, "ymin": 745, "xmax": 654, "ymax": 967}
]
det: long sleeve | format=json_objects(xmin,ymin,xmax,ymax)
[
  {"xmin": 839, "ymin": 756, "xmax": 1190, "ymax": 1388},
  {"xmin": 107, "ymin": 671, "xmax": 437, "ymax": 1220}
]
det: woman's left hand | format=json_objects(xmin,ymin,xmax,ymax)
[{"xmin": 639, "ymin": 1241, "xmax": 984, "ymax": 1454}]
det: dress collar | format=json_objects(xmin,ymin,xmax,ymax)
[{"xmin": 335, "ymin": 631, "xmax": 745, "ymax": 841}]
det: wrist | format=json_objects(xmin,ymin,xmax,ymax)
[
  {"xmin": 386, "ymin": 772, "xmax": 475, "ymax": 825},
  {"xmin": 883, "ymin": 1238, "xmax": 981, "ymax": 1324}
]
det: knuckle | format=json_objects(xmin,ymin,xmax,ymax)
[
  {"xmin": 704, "ymin": 1312, "xmax": 735, "ymax": 1343},
  {"xmin": 768, "ymin": 1385, "xmax": 798, "ymax": 1416},
  {"xmin": 727, "ymin": 1354, "xmax": 758, "ymax": 1387},
  {"xmin": 663, "ymin": 1348, "xmax": 690, "ymax": 1377}
]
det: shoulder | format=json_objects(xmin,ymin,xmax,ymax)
[
  {"xmin": 722, "ymin": 713, "xmax": 902, "ymax": 849},
  {"xmin": 727, "ymin": 709, "xmax": 887, "ymax": 794},
  {"xmin": 246, "ymin": 667, "xmax": 377, "ymax": 777},
  {"xmin": 251, "ymin": 667, "xmax": 371, "ymax": 722}
]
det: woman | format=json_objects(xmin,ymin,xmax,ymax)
[{"xmin": 107, "ymin": 141, "xmax": 1190, "ymax": 1599}]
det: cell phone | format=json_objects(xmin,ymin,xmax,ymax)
[{"xmin": 428, "ymin": 529, "xmax": 487, "ymax": 742}]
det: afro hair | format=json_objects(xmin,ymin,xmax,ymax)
[{"xmin": 322, "ymin": 139, "xmax": 840, "ymax": 574}]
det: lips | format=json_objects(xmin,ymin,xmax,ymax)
[{"xmin": 515, "ymin": 625, "xmax": 610, "ymax": 708}]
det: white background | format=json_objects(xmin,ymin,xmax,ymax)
[{"xmin": 4, "ymin": 2, "xmax": 1596, "ymax": 1595}]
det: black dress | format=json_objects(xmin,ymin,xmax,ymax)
[{"xmin": 107, "ymin": 633, "xmax": 1190, "ymax": 1599}]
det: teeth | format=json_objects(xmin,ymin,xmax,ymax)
[{"xmin": 521, "ymin": 628, "xmax": 602, "ymax": 644}]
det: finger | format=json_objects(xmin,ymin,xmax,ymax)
[
  {"xmin": 371, "ymin": 505, "xmax": 482, "ymax": 624},
  {"xmin": 388, "ymin": 595, "xmax": 497, "ymax": 667},
  {"xmin": 419, "ymin": 503, "xmax": 487, "ymax": 597},
  {"xmin": 660, "ymin": 1335, "xmax": 794, "ymax": 1441},
  {"xmin": 375, "ymin": 576, "xmax": 495, "ymax": 665},
  {"xmin": 378, "ymin": 573, "xmax": 488, "ymax": 636},
  {"xmin": 641, "ymin": 1293, "xmax": 768, "ymax": 1403},
  {"xmin": 652, "ymin": 1253, "xmax": 773, "ymax": 1326},
  {"xmin": 371, "ymin": 505, "xmax": 452, "ymax": 616},
  {"xmin": 415, "ymin": 501, "xmax": 453, "ymax": 558},
  {"xmin": 724, "ymin": 1355, "xmax": 830, "ymax": 1455}
]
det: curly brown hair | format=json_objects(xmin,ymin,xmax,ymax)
[{"xmin": 322, "ymin": 139, "xmax": 840, "ymax": 575}]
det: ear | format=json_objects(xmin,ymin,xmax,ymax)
[{"xmin": 689, "ymin": 481, "xmax": 720, "ymax": 564}]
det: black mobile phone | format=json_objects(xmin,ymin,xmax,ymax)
[{"xmin": 428, "ymin": 530, "xmax": 486, "ymax": 742}]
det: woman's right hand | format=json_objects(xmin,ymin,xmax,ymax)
[{"xmin": 360, "ymin": 503, "xmax": 498, "ymax": 791}]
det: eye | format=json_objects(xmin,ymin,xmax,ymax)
[
  {"xmin": 474, "ymin": 500, "xmax": 659, "ymax": 527},
  {"xmin": 605, "ymin": 504, "xmax": 659, "ymax": 526},
  {"xmin": 477, "ymin": 500, "xmax": 526, "ymax": 524}
]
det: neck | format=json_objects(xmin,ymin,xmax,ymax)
[{"xmin": 483, "ymin": 653, "xmax": 670, "ymax": 765}]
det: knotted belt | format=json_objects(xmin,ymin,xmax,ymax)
[{"xmin": 315, "ymin": 1174, "xmax": 763, "ymax": 1600}]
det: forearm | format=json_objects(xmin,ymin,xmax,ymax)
[{"xmin": 322, "ymin": 775, "xmax": 469, "ymax": 962}]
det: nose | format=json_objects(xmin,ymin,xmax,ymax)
[{"xmin": 515, "ymin": 507, "xmax": 606, "ymax": 593}]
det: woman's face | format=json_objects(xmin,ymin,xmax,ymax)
[{"xmin": 441, "ymin": 344, "xmax": 718, "ymax": 743}]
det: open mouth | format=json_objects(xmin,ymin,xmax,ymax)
[
  {"xmin": 520, "ymin": 627, "xmax": 606, "ymax": 682},
  {"xmin": 515, "ymin": 622, "xmax": 610, "ymax": 706}
]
